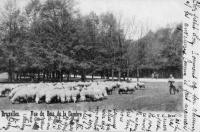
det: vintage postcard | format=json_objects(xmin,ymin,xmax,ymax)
[{"xmin": 0, "ymin": 0, "xmax": 198, "ymax": 131}]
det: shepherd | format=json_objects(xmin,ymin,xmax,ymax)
[{"xmin": 168, "ymin": 74, "xmax": 176, "ymax": 95}]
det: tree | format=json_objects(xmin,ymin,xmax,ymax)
[{"xmin": 0, "ymin": 0, "xmax": 24, "ymax": 82}]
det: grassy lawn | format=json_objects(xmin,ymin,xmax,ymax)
[{"xmin": 0, "ymin": 82, "xmax": 182, "ymax": 112}]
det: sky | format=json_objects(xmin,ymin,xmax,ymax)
[{"xmin": 0, "ymin": 0, "xmax": 183, "ymax": 39}]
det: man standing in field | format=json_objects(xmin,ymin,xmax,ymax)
[{"xmin": 168, "ymin": 74, "xmax": 175, "ymax": 94}]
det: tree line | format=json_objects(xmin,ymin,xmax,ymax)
[{"xmin": 0, "ymin": 0, "xmax": 182, "ymax": 82}]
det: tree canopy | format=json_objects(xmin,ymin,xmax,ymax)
[{"xmin": 0, "ymin": 0, "xmax": 182, "ymax": 82}]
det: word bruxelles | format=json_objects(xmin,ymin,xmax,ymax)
[{"xmin": 1, "ymin": 110, "xmax": 20, "ymax": 117}]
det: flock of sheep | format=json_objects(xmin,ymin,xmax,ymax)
[{"xmin": 0, "ymin": 81, "xmax": 145, "ymax": 104}]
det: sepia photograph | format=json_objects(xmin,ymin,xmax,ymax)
[{"xmin": 0, "ymin": 0, "xmax": 183, "ymax": 111}]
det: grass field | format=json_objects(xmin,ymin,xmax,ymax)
[{"xmin": 0, "ymin": 82, "xmax": 183, "ymax": 112}]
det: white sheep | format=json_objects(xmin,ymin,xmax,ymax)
[
  {"xmin": 64, "ymin": 90, "xmax": 72, "ymax": 103},
  {"xmin": 10, "ymin": 87, "xmax": 37, "ymax": 104},
  {"xmin": 79, "ymin": 90, "xmax": 86, "ymax": 102},
  {"xmin": 45, "ymin": 89, "xmax": 59, "ymax": 103},
  {"xmin": 35, "ymin": 85, "xmax": 52, "ymax": 104},
  {"xmin": 137, "ymin": 82, "xmax": 145, "ymax": 89},
  {"xmin": 118, "ymin": 82, "xmax": 136, "ymax": 94},
  {"xmin": 8, "ymin": 85, "xmax": 27, "ymax": 99},
  {"xmin": 70, "ymin": 90, "xmax": 80, "ymax": 103},
  {"xmin": 126, "ymin": 83, "xmax": 137, "ymax": 92},
  {"xmin": 0, "ymin": 85, "xmax": 12, "ymax": 96}
]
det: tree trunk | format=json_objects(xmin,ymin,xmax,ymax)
[
  {"xmin": 19, "ymin": 72, "xmax": 22, "ymax": 81},
  {"xmin": 111, "ymin": 68, "xmax": 114, "ymax": 81},
  {"xmin": 37, "ymin": 71, "xmax": 40, "ymax": 82},
  {"xmin": 127, "ymin": 68, "xmax": 130, "ymax": 81},
  {"xmin": 8, "ymin": 59, "xmax": 12, "ymax": 82},
  {"xmin": 47, "ymin": 71, "xmax": 49, "ymax": 81},
  {"xmin": 61, "ymin": 71, "xmax": 63, "ymax": 82},
  {"xmin": 137, "ymin": 68, "xmax": 139, "ymax": 82},
  {"xmin": 43, "ymin": 71, "xmax": 45, "ymax": 82},
  {"xmin": 67, "ymin": 72, "xmax": 70, "ymax": 82},
  {"xmin": 106, "ymin": 70, "xmax": 109, "ymax": 79},
  {"xmin": 118, "ymin": 69, "xmax": 121, "ymax": 82},
  {"xmin": 16, "ymin": 72, "xmax": 19, "ymax": 82},
  {"xmin": 101, "ymin": 71, "xmax": 103, "ymax": 79},
  {"xmin": 123, "ymin": 73, "xmax": 125, "ymax": 81},
  {"xmin": 74, "ymin": 73, "xmax": 76, "ymax": 78},
  {"xmin": 52, "ymin": 71, "xmax": 55, "ymax": 82},
  {"xmin": 92, "ymin": 74, "xmax": 94, "ymax": 81},
  {"xmin": 81, "ymin": 69, "xmax": 86, "ymax": 82}
]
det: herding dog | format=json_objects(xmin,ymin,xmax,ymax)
[{"xmin": 169, "ymin": 81, "xmax": 180, "ymax": 95}]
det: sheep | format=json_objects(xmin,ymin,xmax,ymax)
[
  {"xmin": 85, "ymin": 89, "xmax": 97, "ymax": 101},
  {"xmin": 115, "ymin": 82, "xmax": 121, "ymax": 89},
  {"xmin": 54, "ymin": 82, "xmax": 65, "ymax": 89},
  {"xmin": 8, "ymin": 81, "xmax": 118, "ymax": 104},
  {"xmin": 93, "ymin": 89, "xmax": 104, "ymax": 100},
  {"xmin": 45, "ymin": 88, "xmax": 80, "ymax": 104},
  {"xmin": 136, "ymin": 82, "xmax": 145, "ymax": 89},
  {"xmin": 62, "ymin": 83, "xmax": 76, "ymax": 90},
  {"xmin": 95, "ymin": 84, "xmax": 108, "ymax": 98},
  {"xmin": 35, "ymin": 85, "xmax": 53, "ymax": 104},
  {"xmin": 118, "ymin": 83, "xmax": 136, "ymax": 94},
  {"xmin": 118, "ymin": 86, "xmax": 128, "ymax": 94},
  {"xmin": 10, "ymin": 87, "xmax": 37, "ymax": 104},
  {"xmin": 1, "ymin": 84, "xmax": 25, "ymax": 97},
  {"xmin": 57, "ymin": 89, "xmax": 72, "ymax": 103},
  {"xmin": 45, "ymin": 89, "xmax": 61, "ymax": 103},
  {"xmin": 96, "ymin": 83, "xmax": 113, "ymax": 95},
  {"xmin": 8, "ymin": 85, "xmax": 27, "ymax": 99},
  {"xmin": 82, "ymin": 85, "xmax": 106, "ymax": 102},
  {"xmin": 0, "ymin": 85, "xmax": 12, "ymax": 97},
  {"xmin": 100, "ymin": 87, "xmax": 108, "ymax": 98},
  {"xmin": 100, "ymin": 82, "xmax": 118, "ymax": 95},
  {"xmin": 126, "ymin": 83, "xmax": 137, "ymax": 93},
  {"xmin": 70, "ymin": 90, "xmax": 80, "ymax": 103},
  {"xmin": 107, "ymin": 82, "xmax": 119, "ymax": 91},
  {"xmin": 83, "ymin": 83, "xmax": 101, "ymax": 101},
  {"xmin": 35, "ymin": 83, "xmax": 71, "ymax": 104},
  {"xmin": 65, "ymin": 92, "xmax": 71, "ymax": 103},
  {"xmin": 79, "ymin": 89, "xmax": 86, "ymax": 102}
]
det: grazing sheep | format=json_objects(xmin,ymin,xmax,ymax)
[
  {"xmin": 137, "ymin": 82, "xmax": 145, "ymax": 89},
  {"xmin": 118, "ymin": 87, "xmax": 127, "ymax": 94},
  {"xmin": 65, "ymin": 93, "xmax": 71, "ymax": 103},
  {"xmin": 10, "ymin": 87, "xmax": 37, "ymax": 104},
  {"xmin": 105, "ymin": 85, "xmax": 113, "ymax": 95},
  {"xmin": 0, "ymin": 85, "xmax": 13, "ymax": 97},
  {"xmin": 118, "ymin": 83, "xmax": 136, "ymax": 94},
  {"xmin": 126, "ymin": 83, "xmax": 137, "ymax": 93},
  {"xmin": 7, "ymin": 81, "xmax": 120, "ymax": 104},
  {"xmin": 9, "ymin": 86, "xmax": 27, "ymax": 99},
  {"xmin": 79, "ymin": 90, "xmax": 86, "ymax": 102},
  {"xmin": 35, "ymin": 86, "xmax": 50, "ymax": 104},
  {"xmin": 45, "ymin": 89, "xmax": 62, "ymax": 103},
  {"xmin": 70, "ymin": 90, "xmax": 80, "ymax": 103},
  {"xmin": 101, "ymin": 88, "xmax": 108, "ymax": 98}
]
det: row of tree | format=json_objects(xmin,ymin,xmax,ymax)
[{"xmin": 0, "ymin": 0, "xmax": 182, "ymax": 82}]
